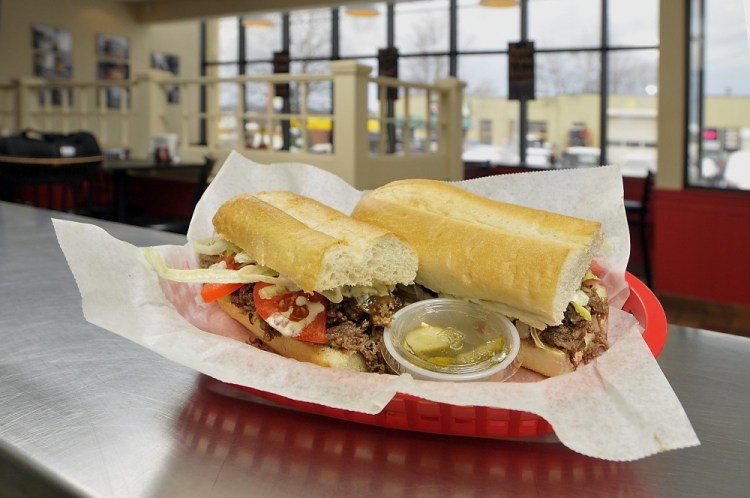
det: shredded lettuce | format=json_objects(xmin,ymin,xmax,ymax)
[
  {"xmin": 319, "ymin": 283, "xmax": 395, "ymax": 304},
  {"xmin": 190, "ymin": 237, "xmax": 242, "ymax": 256},
  {"xmin": 143, "ymin": 247, "xmax": 286, "ymax": 285}
]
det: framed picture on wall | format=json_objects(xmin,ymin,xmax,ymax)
[
  {"xmin": 32, "ymin": 24, "xmax": 72, "ymax": 53},
  {"xmin": 97, "ymin": 61, "xmax": 130, "ymax": 108},
  {"xmin": 96, "ymin": 33, "xmax": 130, "ymax": 60},
  {"xmin": 32, "ymin": 24, "xmax": 73, "ymax": 107},
  {"xmin": 151, "ymin": 51, "xmax": 180, "ymax": 103}
]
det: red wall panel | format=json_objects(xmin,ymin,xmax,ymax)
[{"xmin": 652, "ymin": 189, "xmax": 750, "ymax": 306}]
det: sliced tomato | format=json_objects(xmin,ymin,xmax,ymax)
[
  {"xmin": 201, "ymin": 282, "xmax": 244, "ymax": 303},
  {"xmin": 253, "ymin": 282, "xmax": 327, "ymax": 344},
  {"xmin": 200, "ymin": 253, "xmax": 244, "ymax": 303}
]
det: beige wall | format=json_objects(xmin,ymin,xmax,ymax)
[{"xmin": 0, "ymin": 0, "xmax": 201, "ymax": 85}]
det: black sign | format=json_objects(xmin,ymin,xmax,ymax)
[
  {"xmin": 273, "ymin": 50, "xmax": 290, "ymax": 98},
  {"xmin": 508, "ymin": 41, "xmax": 535, "ymax": 100},
  {"xmin": 378, "ymin": 47, "xmax": 399, "ymax": 101}
]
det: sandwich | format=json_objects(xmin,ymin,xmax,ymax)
[
  {"xmin": 146, "ymin": 191, "xmax": 419, "ymax": 373},
  {"xmin": 351, "ymin": 178, "xmax": 609, "ymax": 377}
]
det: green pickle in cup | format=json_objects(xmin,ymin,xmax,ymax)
[{"xmin": 383, "ymin": 298, "xmax": 521, "ymax": 382}]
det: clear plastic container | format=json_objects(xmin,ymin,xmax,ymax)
[{"xmin": 383, "ymin": 298, "xmax": 521, "ymax": 382}]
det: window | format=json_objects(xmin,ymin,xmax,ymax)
[
  {"xmin": 207, "ymin": 1, "xmax": 659, "ymax": 173},
  {"xmin": 688, "ymin": 0, "xmax": 750, "ymax": 190}
]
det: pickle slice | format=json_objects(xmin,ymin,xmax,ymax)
[
  {"xmin": 404, "ymin": 325, "xmax": 463, "ymax": 357},
  {"xmin": 426, "ymin": 356, "xmax": 458, "ymax": 367},
  {"xmin": 455, "ymin": 337, "xmax": 506, "ymax": 365}
]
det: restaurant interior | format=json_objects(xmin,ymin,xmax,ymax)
[
  {"xmin": 4, "ymin": 2, "xmax": 750, "ymax": 496},
  {"xmin": 0, "ymin": 0, "xmax": 749, "ymax": 337}
]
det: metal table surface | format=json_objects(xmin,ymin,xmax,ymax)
[{"xmin": 0, "ymin": 201, "xmax": 748, "ymax": 498}]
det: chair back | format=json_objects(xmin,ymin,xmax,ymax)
[
  {"xmin": 640, "ymin": 170, "xmax": 654, "ymax": 214},
  {"xmin": 190, "ymin": 155, "xmax": 216, "ymax": 211}
]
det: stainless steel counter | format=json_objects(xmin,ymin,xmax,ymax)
[{"xmin": 1, "ymin": 201, "xmax": 748, "ymax": 497}]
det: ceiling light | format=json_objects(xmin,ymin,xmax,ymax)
[
  {"xmin": 480, "ymin": 0, "xmax": 520, "ymax": 7},
  {"xmin": 345, "ymin": 3, "xmax": 380, "ymax": 17},
  {"xmin": 242, "ymin": 14, "xmax": 274, "ymax": 28}
]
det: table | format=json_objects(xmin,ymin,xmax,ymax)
[
  {"xmin": 1, "ymin": 201, "xmax": 748, "ymax": 497},
  {"xmin": 100, "ymin": 158, "xmax": 208, "ymax": 222}
]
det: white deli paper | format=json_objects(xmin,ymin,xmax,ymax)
[{"xmin": 54, "ymin": 151, "xmax": 699, "ymax": 461}]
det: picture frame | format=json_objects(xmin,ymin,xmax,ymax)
[
  {"xmin": 96, "ymin": 33, "xmax": 130, "ymax": 60},
  {"xmin": 150, "ymin": 51, "xmax": 181, "ymax": 103},
  {"xmin": 97, "ymin": 61, "xmax": 130, "ymax": 109}
]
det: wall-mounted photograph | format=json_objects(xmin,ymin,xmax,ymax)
[
  {"xmin": 32, "ymin": 24, "xmax": 72, "ymax": 53},
  {"xmin": 151, "ymin": 51, "xmax": 181, "ymax": 103},
  {"xmin": 32, "ymin": 24, "xmax": 73, "ymax": 107},
  {"xmin": 96, "ymin": 33, "xmax": 130, "ymax": 60},
  {"xmin": 97, "ymin": 61, "xmax": 130, "ymax": 108}
]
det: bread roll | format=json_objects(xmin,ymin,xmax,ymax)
[
  {"xmin": 517, "ymin": 339, "xmax": 575, "ymax": 377},
  {"xmin": 352, "ymin": 179, "xmax": 602, "ymax": 327},
  {"xmin": 217, "ymin": 296, "xmax": 368, "ymax": 371},
  {"xmin": 213, "ymin": 191, "xmax": 418, "ymax": 293}
]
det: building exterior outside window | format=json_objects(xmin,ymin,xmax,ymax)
[
  {"xmin": 206, "ymin": 0, "xmax": 666, "ymax": 178},
  {"xmin": 687, "ymin": 0, "xmax": 750, "ymax": 191}
]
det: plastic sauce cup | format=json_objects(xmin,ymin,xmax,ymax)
[{"xmin": 383, "ymin": 298, "xmax": 521, "ymax": 382}]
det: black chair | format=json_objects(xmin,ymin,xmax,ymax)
[
  {"xmin": 130, "ymin": 155, "xmax": 216, "ymax": 234},
  {"xmin": 625, "ymin": 170, "xmax": 654, "ymax": 288}
]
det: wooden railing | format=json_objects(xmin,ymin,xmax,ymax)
[{"xmin": 0, "ymin": 61, "xmax": 464, "ymax": 189}]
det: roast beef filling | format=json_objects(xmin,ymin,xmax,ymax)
[{"xmin": 539, "ymin": 285, "xmax": 609, "ymax": 367}]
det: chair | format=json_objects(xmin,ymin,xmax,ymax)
[
  {"xmin": 625, "ymin": 170, "xmax": 654, "ymax": 288},
  {"xmin": 130, "ymin": 155, "xmax": 216, "ymax": 234},
  {"xmin": 0, "ymin": 155, "xmax": 103, "ymax": 214}
]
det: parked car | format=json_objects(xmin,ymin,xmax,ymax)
[
  {"xmin": 723, "ymin": 150, "xmax": 750, "ymax": 190},
  {"xmin": 461, "ymin": 145, "xmax": 511, "ymax": 166},
  {"xmin": 462, "ymin": 144, "xmax": 552, "ymax": 168},
  {"xmin": 620, "ymin": 152, "xmax": 656, "ymax": 177},
  {"xmin": 559, "ymin": 146, "xmax": 601, "ymax": 168}
]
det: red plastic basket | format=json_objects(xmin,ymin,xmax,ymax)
[{"xmin": 233, "ymin": 273, "xmax": 667, "ymax": 440}]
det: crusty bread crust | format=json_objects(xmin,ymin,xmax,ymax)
[
  {"xmin": 517, "ymin": 339, "xmax": 575, "ymax": 377},
  {"xmin": 352, "ymin": 179, "xmax": 602, "ymax": 326},
  {"xmin": 212, "ymin": 191, "xmax": 418, "ymax": 293},
  {"xmin": 217, "ymin": 297, "xmax": 368, "ymax": 372}
]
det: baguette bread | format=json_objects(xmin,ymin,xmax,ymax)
[
  {"xmin": 217, "ymin": 296, "xmax": 368, "ymax": 371},
  {"xmin": 351, "ymin": 178, "xmax": 603, "ymax": 328},
  {"xmin": 213, "ymin": 191, "xmax": 418, "ymax": 293},
  {"xmin": 516, "ymin": 339, "xmax": 575, "ymax": 377}
]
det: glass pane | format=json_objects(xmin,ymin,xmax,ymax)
[
  {"xmin": 458, "ymin": 54, "xmax": 508, "ymax": 97},
  {"xmin": 686, "ymin": 0, "xmax": 703, "ymax": 186},
  {"xmin": 529, "ymin": 0, "xmax": 600, "ymax": 49},
  {"xmin": 536, "ymin": 51, "xmax": 600, "ymax": 97},
  {"xmin": 290, "ymin": 60, "xmax": 331, "ymax": 113},
  {"xmin": 606, "ymin": 49, "xmax": 658, "ymax": 177},
  {"xmin": 340, "ymin": 3, "xmax": 387, "ymax": 57},
  {"xmin": 399, "ymin": 55, "xmax": 450, "ymax": 83},
  {"xmin": 243, "ymin": 14, "xmax": 282, "ymax": 60},
  {"xmin": 395, "ymin": 0, "xmax": 449, "ymax": 54},
  {"xmin": 217, "ymin": 17, "xmax": 239, "ymax": 63},
  {"xmin": 290, "ymin": 9, "xmax": 332, "ymax": 59},
  {"xmin": 531, "ymin": 52, "xmax": 600, "ymax": 169},
  {"xmin": 217, "ymin": 64, "xmax": 239, "ymax": 148},
  {"xmin": 608, "ymin": 0, "xmax": 658, "ymax": 46},
  {"xmin": 692, "ymin": 0, "xmax": 750, "ymax": 189},
  {"xmin": 457, "ymin": 0, "xmax": 520, "ymax": 51},
  {"xmin": 462, "ymin": 98, "xmax": 521, "ymax": 166}
]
